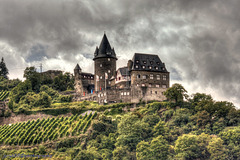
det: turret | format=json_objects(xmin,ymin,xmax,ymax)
[
  {"xmin": 74, "ymin": 64, "xmax": 81, "ymax": 77},
  {"xmin": 93, "ymin": 33, "xmax": 117, "ymax": 91}
]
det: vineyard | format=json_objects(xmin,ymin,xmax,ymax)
[
  {"xmin": 0, "ymin": 112, "xmax": 97, "ymax": 146},
  {"xmin": 0, "ymin": 90, "xmax": 9, "ymax": 101}
]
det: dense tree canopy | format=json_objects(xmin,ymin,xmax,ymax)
[
  {"xmin": 0, "ymin": 57, "xmax": 9, "ymax": 79},
  {"xmin": 164, "ymin": 83, "xmax": 188, "ymax": 104}
]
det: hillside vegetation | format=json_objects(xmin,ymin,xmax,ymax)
[{"xmin": 0, "ymin": 84, "xmax": 239, "ymax": 159}]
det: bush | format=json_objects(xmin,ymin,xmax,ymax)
[
  {"xmin": 58, "ymin": 95, "xmax": 73, "ymax": 103},
  {"xmin": 56, "ymin": 138, "xmax": 75, "ymax": 149}
]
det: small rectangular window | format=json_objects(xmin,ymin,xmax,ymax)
[
  {"xmin": 155, "ymin": 91, "xmax": 157, "ymax": 94},
  {"xmin": 150, "ymin": 74, "xmax": 153, "ymax": 79},
  {"xmin": 142, "ymin": 75, "xmax": 146, "ymax": 79},
  {"xmin": 157, "ymin": 75, "xmax": 160, "ymax": 80},
  {"xmin": 162, "ymin": 85, "xmax": 167, "ymax": 88},
  {"xmin": 108, "ymin": 58, "xmax": 110, "ymax": 61},
  {"xmin": 142, "ymin": 84, "xmax": 146, "ymax": 87},
  {"xmin": 163, "ymin": 75, "xmax": 167, "ymax": 80},
  {"xmin": 100, "ymin": 64, "xmax": 102, "ymax": 67},
  {"xmin": 149, "ymin": 83, "xmax": 152, "ymax": 87},
  {"xmin": 156, "ymin": 84, "xmax": 160, "ymax": 88}
]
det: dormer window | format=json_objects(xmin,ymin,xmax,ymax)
[
  {"xmin": 135, "ymin": 65, "xmax": 139, "ymax": 69},
  {"xmin": 162, "ymin": 67, "xmax": 165, "ymax": 70},
  {"xmin": 157, "ymin": 62, "xmax": 160, "ymax": 65},
  {"xmin": 149, "ymin": 66, "xmax": 152, "ymax": 69},
  {"xmin": 150, "ymin": 61, "xmax": 153, "ymax": 65},
  {"xmin": 107, "ymin": 52, "xmax": 111, "ymax": 55},
  {"xmin": 143, "ymin": 61, "xmax": 146, "ymax": 64},
  {"xmin": 136, "ymin": 60, "xmax": 139, "ymax": 63},
  {"xmin": 155, "ymin": 67, "xmax": 159, "ymax": 70},
  {"xmin": 142, "ymin": 66, "xmax": 146, "ymax": 69}
]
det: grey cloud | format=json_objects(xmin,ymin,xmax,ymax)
[{"xmin": 0, "ymin": 0, "xmax": 240, "ymax": 107}]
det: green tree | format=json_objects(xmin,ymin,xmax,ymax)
[
  {"xmin": 53, "ymin": 72, "xmax": 74, "ymax": 91},
  {"xmin": 174, "ymin": 133, "xmax": 211, "ymax": 160},
  {"xmin": 10, "ymin": 80, "xmax": 32, "ymax": 103},
  {"xmin": 191, "ymin": 110, "xmax": 211, "ymax": 129},
  {"xmin": 207, "ymin": 137, "xmax": 229, "ymax": 160},
  {"xmin": 0, "ymin": 57, "xmax": 9, "ymax": 79},
  {"xmin": 136, "ymin": 135, "xmax": 169, "ymax": 160},
  {"xmin": 116, "ymin": 113, "xmax": 150, "ymax": 151},
  {"xmin": 163, "ymin": 83, "xmax": 188, "ymax": 104},
  {"xmin": 191, "ymin": 93, "xmax": 213, "ymax": 105},
  {"xmin": 24, "ymin": 67, "xmax": 41, "ymax": 92},
  {"xmin": 113, "ymin": 146, "xmax": 131, "ymax": 160},
  {"xmin": 35, "ymin": 91, "xmax": 52, "ymax": 108},
  {"xmin": 152, "ymin": 120, "xmax": 167, "ymax": 137}
]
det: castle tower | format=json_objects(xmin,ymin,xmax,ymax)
[
  {"xmin": 93, "ymin": 34, "xmax": 117, "ymax": 91},
  {"xmin": 74, "ymin": 64, "xmax": 83, "ymax": 95}
]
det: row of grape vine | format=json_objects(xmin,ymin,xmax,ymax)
[
  {"xmin": 0, "ymin": 112, "xmax": 97, "ymax": 146},
  {"xmin": 0, "ymin": 91, "xmax": 9, "ymax": 101}
]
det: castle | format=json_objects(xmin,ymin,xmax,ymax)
[{"xmin": 74, "ymin": 34, "xmax": 170, "ymax": 104}]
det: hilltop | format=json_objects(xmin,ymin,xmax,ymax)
[{"xmin": 0, "ymin": 82, "xmax": 240, "ymax": 159}]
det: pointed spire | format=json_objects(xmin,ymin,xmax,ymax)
[
  {"xmin": 98, "ymin": 33, "xmax": 112, "ymax": 54},
  {"xmin": 74, "ymin": 64, "xmax": 81, "ymax": 70},
  {"xmin": 93, "ymin": 33, "xmax": 117, "ymax": 60},
  {"xmin": 94, "ymin": 46, "xmax": 99, "ymax": 56}
]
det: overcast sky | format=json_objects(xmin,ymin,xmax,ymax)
[{"xmin": 0, "ymin": 0, "xmax": 240, "ymax": 108}]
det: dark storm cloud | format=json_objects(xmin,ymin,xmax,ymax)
[{"xmin": 0, "ymin": 0, "xmax": 240, "ymax": 107}]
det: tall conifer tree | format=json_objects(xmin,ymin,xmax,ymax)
[{"xmin": 0, "ymin": 57, "xmax": 9, "ymax": 79}]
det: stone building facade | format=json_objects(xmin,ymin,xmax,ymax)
[
  {"xmin": 74, "ymin": 64, "xmax": 94, "ymax": 95},
  {"xmin": 74, "ymin": 34, "xmax": 170, "ymax": 104}
]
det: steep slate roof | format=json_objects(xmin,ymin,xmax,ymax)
[
  {"xmin": 74, "ymin": 64, "xmax": 81, "ymax": 70},
  {"xmin": 118, "ymin": 67, "xmax": 130, "ymax": 76},
  {"xmin": 93, "ymin": 34, "xmax": 117, "ymax": 60},
  {"xmin": 131, "ymin": 53, "xmax": 168, "ymax": 72}
]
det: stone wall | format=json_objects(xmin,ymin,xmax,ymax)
[
  {"xmin": 94, "ymin": 57, "xmax": 116, "ymax": 91},
  {"xmin": 131, "ymin": 86, "xmax": 167, "ymax": 103},
  {"xmin": 131, "ymin": 70, "xmax": 169, "ymax": 88}
]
